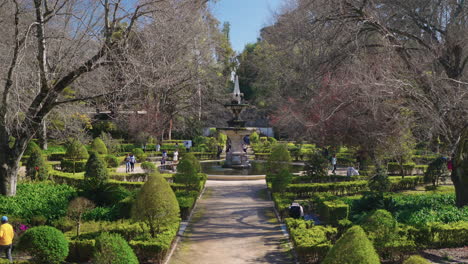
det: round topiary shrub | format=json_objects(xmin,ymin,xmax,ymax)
[
  {"xmin": 94, "ymin": 232, "xmax": 138, "ymax": 264},
  {"xmin": 132, "ymin": 148, "xmax": 147, "ymax": 162},
  {"xmin": 26, "ymin": 141, "xmax": 48, "ymax": 181},
  {"xmin": 361, "ymin": 209, "xmax": 398, "ymax": 253},
  {"xmin": 19, "ymin": 226, "xmax": 69, "ymax": 264},
  {"xmin": 104, "ymin": 155, "xmax": 120, "ymax": 168},
  {"xmin": 141, "ymin": 161, "xmax": 156, "ymax": 173},
  {"xmin": 403, "ymin": 255, "xmax": 430, "ymax": 264},
  {"xmin": 91, "ymin": 137, "xmax": 108, "ymax": 155},
  {"xmin": 84, "ymin": 152, "xmax": 108, "ymax": 186},
  {"xmin": 267, "ymin": 144, "xmax": 291, "ymax": 176},
  {"xmin": 322, "ymin": 225, "xmax": 380, "ymax": 264}
]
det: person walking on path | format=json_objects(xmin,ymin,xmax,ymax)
[
  {"xmin": 129, "ymin": 154, "xmax": 137, "ymax": 172},
  {"xmin": 331, "ymin": 154, "xmax": 337, "ymax": 174},
  {"xmin": 124, "ymin": 154, "xmax": 131, "ymax": 173},
  {"xmin": 0, "ymin": 216, "xmax": 14, "ymax": 263},
  {"xmin": 173, "ymin": 150, "xmax": 179, "ymax": 162},
  {"xmin": 156, "ymin": 143, "xmax": 161, "ymax": 152}
]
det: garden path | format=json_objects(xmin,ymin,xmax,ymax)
[{"xmin": 169, "ymin": 180, "xmax": 293, "ymax": 264}]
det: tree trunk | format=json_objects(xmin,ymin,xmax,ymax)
[
  {"xmin": 452, "ymin": 127, "xmax": 468, "ymax": 207},
  {"xmin": 0, "ymin": 156, "xmax": 19, "ymax": 197},
  {"xmin": 38, "ymin": 120, "xmax": 47, "ymax": 150}
]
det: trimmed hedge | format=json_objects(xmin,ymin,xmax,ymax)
[
  {"xmin": 285, "ymin": 218, "xmax": 337, "ymax": 263},
  {"xmin": 319, "ymin": 200, "xmax": 349, "ymax": 225},
  {"xmin": 94, "ymin": 232, "xmax": 138, "ymax": 264},
  {"xmin": 60, "ymin": 159, "xmax": 87, "ymax": 173}
]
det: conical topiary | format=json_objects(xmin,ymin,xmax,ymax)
[
  {"xmin": 174, "ymin": 158, "xmax": 199, "ymax": 189},
  {"xmin": 322, "ymin": 225, "xmax": 381, "ymax": 264},
  {"xmin": 132, "ymin": 172, "xmax": 180, "ymax": 237},
  {"xmin": 90, "ymin": 137, "xmax": 108, "ymax": 155},
  {"xmin": 84, "ymin": 152, "xmax": 108, "ymax": 186},
  {"xmin": 26, "ymin": 141, "xmax": 48, "ymax": 181}
]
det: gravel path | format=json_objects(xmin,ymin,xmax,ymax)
[{"xmin": 169, "ymin": 180, "xmax": 293, "ymax": 264}]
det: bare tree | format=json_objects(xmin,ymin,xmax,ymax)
[{"xmin": 0, "ymin": 0, "xmax": 174, "ymax": 196}]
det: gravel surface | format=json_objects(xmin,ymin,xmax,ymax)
[{"xmin": 169, "ymin": 180, "xmax": 293, "ymax": 264}]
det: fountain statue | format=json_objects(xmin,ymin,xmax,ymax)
[{"xmin": 217, "ymin": 75, "xmax": 256, "ymax": 169}]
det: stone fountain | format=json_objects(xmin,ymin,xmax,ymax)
[{"xmin": 217, "ymin": 75, "xmax": 256, "ymax": 169}]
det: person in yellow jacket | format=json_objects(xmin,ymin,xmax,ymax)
[{"xmin": 0, "ymin": 216, "xmax": 13, "ymax": 262}]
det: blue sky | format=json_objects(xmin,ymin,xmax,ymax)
[{"xmin": 210, "ymin": 0, "xmax": 284, "ymax": 53}]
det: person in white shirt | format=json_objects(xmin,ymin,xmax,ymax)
[
  {"xmin": 331, "ymin": 155, "xmax": 337, "ymax": 174},
  {"xmin": 173, "ymin": 150, "xmax": 179, "ymax": 162}
]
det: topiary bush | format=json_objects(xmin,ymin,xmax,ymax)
[
  {"xmin": 19, "ymin": 226, "xmax": 69, "ymax": 264},
  {"xmin": 180, "ymin": 153, "xmax": 201, "ymax": 172},
  {"xmin": 424, "ymin": 157, "xmax": 448, "ymax": 187},
  {"xmin": 403, "ymin": 255, "xmax": 430, "ymax": 264},
  {"xmin": 174, "ymin": 159, "xmax": 200, "ymax": 190},
  {"xmin": 65, "ymin": 139, "xmax": 89, "ymax": 174},
  {"xmin": 84, "ymin": 152, "xmax": 108, "ymax": 186},
  {"xmin": 94, "ymin": 232, "xmax": 138, "ymax": 264},
  {"xmin": 267, "ymin": 144, "xmax": 291, "ymax": 175},
  {"xmin": 132, "ymin": 148, "xmax": 147, "ymax": 162},
  {"xmin": 322, "ymin": 225, "xmax": 380, "ymax": 264},
  {"xmin": 26, "ymin": 141, "xmax": 48, "ymax": 181},
  {"xmin": 305, "ymin": 152, "xmax": 329, "ymax": 180},
  {"xmin": 271, "ymin": 168, "xmax": 293, "ymax": 193},
  {"xmin": 132, "ymin": 173, "xmax": 180, "ymax": 237},
  {"xmin": 361, "ymin": 209, "xmax": 398, "ymax": 254},
  {"xmin": 141, "ymin": 161, "xmax": 156, "ymax": 173},
  {"xmin": 104, "ymin": 155, "xmax": 120, "ymax": 168},
  {"xmin": 90, "ymin": 137, "xmax": 108, "ymax": 155}
]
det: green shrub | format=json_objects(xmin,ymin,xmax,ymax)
[
  {"xmin": 30, "ymin": 215, "xmax": 47, "ymax": 226},
  {"xmin": 285, "ymin": 218, "xmax": 337, "ymax": 263},
  {"xmin": 0, "ymin": 183, "xmax": 76, "ymax": 220},
  {"xmin": 132, "ymin": 173, "xmax": 180, "ymax": 237},
  {"xmin": 91, "ymin": 137, "xmax": 108, "ymax": 155},
  {"xmin": 361, "ymin": 209, "xmax": 398, "ymax": 253},
  {"xmin": 19, "ymin": 226, "xmax": 69, "ymax": 264},
  {"xmin": 60, "ymin": 159, "xmax": 87, "ymax": 173},
  {"xmin": 94, "ymin": 232, "xmax": 138, "ymax": 264},
  {"xmin": 267, "ymin": 144, "xmax": 291, "ymax": 175},
  {"xmin": 271, "ymin": 169, "xmax": 292, "ymax": 193},
  {"xmin": 320, "ymin": 200, "xmax": 349, "ymax": 225},
  {"xmin": 65, "ymin": 139, "xmax": 89, "ymax": 173},
  {"xmin": 305, "ymin": 152, "xmax": 329, "ymax": 179},
  {"xmin": 83, "ymin": 206, "xmax": 118, "ymax": 221},
  {"xmin": 26, "ymin": 142, "xmax": 48, "ymax": 181},
  {"xmin": 180, "ymin": 153, "xmax": 201, "ymax": 173},
  {"xmin": 250, "ymin": 132, "xmax": 259, "ymax": 143},
  {"xmin": 403, "ymin": 255, "xmax": 430, "ymax": 264},
  {"xmin": 84, "ymin": 152, "xmax": 108, "ymax": 186},
  {"xmin": 132, "ymin": 148, "xmax": 147, "ymax": 162},
  {"xmin": 424, "ymin": 157, "xmax": 448, "ymax": 187},
  {"xmin": 141, "ymin": 161, "xmax": 156, "ymax": 173},
  {"xmin": 322, "ymin": 225, "xmax": 380, "ymax": 264},
  {"xmin": 174, "ymin": 159, "xmax": 200, "ymax": 190},
  {"xmin": 67, "ymin": 239, "xmax": 95, "ymax": 263},
  {"xmin": 51, "ymin": 217, "xmax": 74, "ymax": 233},
  {"xmin": 82, "ymin": 183, "xmax": 131, "ymax": 207},
  {"xmin": 104, "ymin": 155, "xmax": 120, "ymax": 168},
  {"xmin": 368, "ymin": 166, "xmax": 391, "ymax": 193}
]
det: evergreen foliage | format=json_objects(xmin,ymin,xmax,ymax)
[
  {"xmin": 181, "ymin": 153, "xmax": 201, "ymax": 173},
  {"xmin": 305, "ymin": 152, "xmax": 329, "ymax": 178},
  {"xmin": 26, "ymin": 141, "xmax": 48, "ymax": 181},
  {"xmin": 267, "ymin": 144, "xmax": 291, "ymax": 182},
  {"xmin": 368, "ymin": 166, "xmax": 391, "ymax": 193},
  {"xmin": 65, "ymin": 139, "xmax": 89, "ymax": 174},
  {"xmin": 322, "ymin": 225, "xmax": 380, "ymax": 264},
  {"xmin": 94, "ymin": 232, "xmax": 139, "ymax": 264},
  {"xmin": 174, "ymin": 159, "xmax": 200, "ymax": 189},
  {"xmin": 361, "ymin": 209, "xmax": 398, "ymax": 252},
  {"xmin": 132, "ymin": 173, "xmax": 180, "ymax": 237},
  {"xmin": 250, "ymin": 132, "xmax": 259, "ymax": 143},
  {"xmin": 141, "ymin": 161, "xmax": 156, "ymax": 173},
  {"xmin": 104, "ymin": 154, "xmax": 120, "ymax": 168},
  {"xmin": 19, "ymin": 226, "xmax": 69, "ymax": 264},
  {"xmin": 91, "ymin": 137, "xmax": 108, "ymax": 155},
  {"xmin": 271, "ymin": 168, "xmax": 293, "ymax": 193},
  {"xmin": 403, "ymin": 255, "xmax": 431, "ymax": 264},
  {"xmin": 424, "ymin": 157, "xmax": 448, "ymax": 187},
  {"xmin": 84, "ymin": 152, "xmax": 108, "ymax": 186},
  {"xmin": 132, "ymin": 148, "xmax": 146, "ymax": 162}
]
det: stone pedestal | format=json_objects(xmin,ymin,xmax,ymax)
[{"xmin": 218, "ymin": 128, "xmax": 255, "ymax": 169}]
